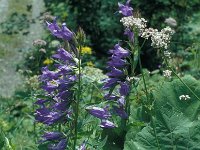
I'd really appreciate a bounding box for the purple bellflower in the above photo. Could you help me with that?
[40,132,67,150]
[46,19,73,41]
[124,28,134,42]
[100,120,116,128]
[48,139,67,150]
[118,0,133,17]
[86,106,111,119]
[41,132,65,142]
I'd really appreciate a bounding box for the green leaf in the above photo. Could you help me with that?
[154,75,200,121]
[125,104,200,150]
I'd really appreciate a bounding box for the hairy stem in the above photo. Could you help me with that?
[73,45,82,149]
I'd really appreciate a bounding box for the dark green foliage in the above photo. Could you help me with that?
[154,75,200,120]
[124,76,200,150]
[125,105,200,150]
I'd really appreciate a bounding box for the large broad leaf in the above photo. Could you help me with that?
[154,75,200,121]
[124,104,200,150]
[124,76,200,150]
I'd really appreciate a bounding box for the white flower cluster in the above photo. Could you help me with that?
[150,27,175,49]
[163,70,172,78]
[179,95,191,100]
[120,16,147,31]
[120,16,175,49]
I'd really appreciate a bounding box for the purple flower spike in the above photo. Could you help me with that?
[118,0,133,16]
[48,139,67,150]
[86,106,111,119]
[124,28,134,42]
[46,19,73,41]
[119,82,130,96]
[100,120,116,128]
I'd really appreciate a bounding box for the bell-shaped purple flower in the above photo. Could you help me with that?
[56,65,73,75]
[117,96,125,107]
[52,101,69,112]
[124,28,134,42]
[35,99,49,108]
[102,78,119,90]
[35,108,64,125]
[113,106,128,119]
[119,82,130,96]
[118,0,133,17]
[46,19,73,41]
[110,44,130,58]
[53,48,73,63]
[107,67,124,77]
[40,67,58,82]
[48,139,67,150]
[41,132,64,142]
[42,80,59,93]
[86,106,111,119]
[107,57,127,68]
[104,94,119,101]
[100,120,116,128]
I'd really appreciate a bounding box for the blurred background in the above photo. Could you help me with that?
[0,0,199,149]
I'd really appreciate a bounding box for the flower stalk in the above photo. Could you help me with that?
[73,45,82,150]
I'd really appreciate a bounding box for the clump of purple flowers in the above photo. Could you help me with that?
[86,0,134,128]
[87,44,131,127]
[35,19,78,149]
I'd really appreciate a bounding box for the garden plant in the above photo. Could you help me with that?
[33,0,200,149]
[0,0,200,150]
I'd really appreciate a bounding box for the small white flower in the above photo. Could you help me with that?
[164,50,171,58]
[163,70,172,78]
[179,95,191,100]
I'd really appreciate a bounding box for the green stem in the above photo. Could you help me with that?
[138,41,160,150]
[73,45,82,150]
